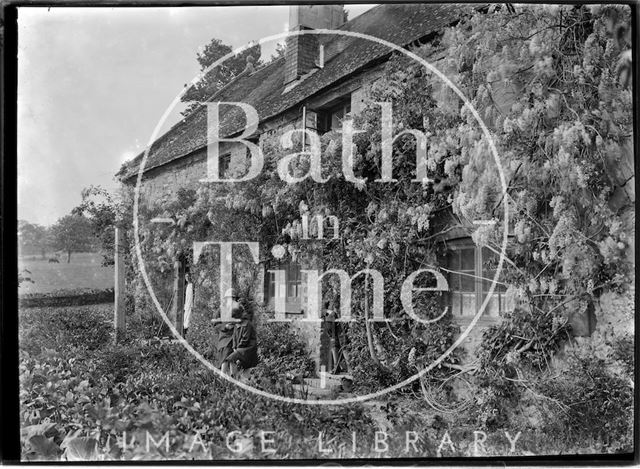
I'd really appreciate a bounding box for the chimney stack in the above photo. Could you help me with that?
[284,5,345,85]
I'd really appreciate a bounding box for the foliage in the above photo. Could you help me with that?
[20,305,377,461]
[253,315,316,378]
[19,304,113,356]
[471,305,572,431]
[403,0,634,427]
[268,41,286,62]
[180,39,262,117]
[437,3,633,300]
[534,334,634,453]
[20,301,632,460]
[106,5,634,457]
[478,306,572,377]
[19,220,52,259]
[74,185,134,267]
[49,214,96,263]
[347,303,462,393]
[130,5,632,406]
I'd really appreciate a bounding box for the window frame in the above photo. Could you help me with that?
[317,98,351,134]
[445,240,506,319]
[265,262,305,314]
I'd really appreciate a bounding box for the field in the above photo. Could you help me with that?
[18,252,114,294]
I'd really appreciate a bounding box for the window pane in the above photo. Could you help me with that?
[461,293,475,316]
[460,271,475,292]
[446,244,481,317]
[286,263,301,299]
[447,250,457,270]
[448,271,459,291]
[289,263,300,282]
[450,293,462,316]
[461,248,475,270]
[330,113,341,131]
[268,272,275,299]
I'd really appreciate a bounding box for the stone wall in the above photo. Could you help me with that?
[135,141,250,204]
[136,149,207,203]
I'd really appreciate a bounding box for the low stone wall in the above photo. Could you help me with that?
[19,288,114,308]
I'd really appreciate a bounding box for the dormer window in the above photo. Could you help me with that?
[318,99,351,134]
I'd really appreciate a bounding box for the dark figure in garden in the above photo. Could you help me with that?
[323,298,351,374]
[213,288,237,374]
[223,292,259,379]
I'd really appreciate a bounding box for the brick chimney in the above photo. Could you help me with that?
[284,5,345,85]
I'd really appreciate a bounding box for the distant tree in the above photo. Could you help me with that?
[50,214,95,263]
[18,220,51,259]
[181,38,262,117]
[74,185,133,266]
[268,41,287,62]
[74,186,117,265]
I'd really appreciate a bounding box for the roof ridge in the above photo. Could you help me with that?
[208,55,284,102]
[337,3,386,31]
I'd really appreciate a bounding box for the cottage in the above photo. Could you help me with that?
[116,3,634,374]
[116,3,519,369]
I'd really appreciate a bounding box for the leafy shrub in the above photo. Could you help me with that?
[536,346,633,453]
[478,306,572,376]
[20,305,112,354]
[347,301,461,393]
[19,306,376,460]
[471,306,572,431]
[610,333,633,375]
[253,315,315,379]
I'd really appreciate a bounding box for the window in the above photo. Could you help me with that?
[266,262,305,313]
[219,153,231,178]
[446,243,506,318]
[318,99,351,134]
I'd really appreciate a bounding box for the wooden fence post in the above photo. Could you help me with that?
[114,225,126,342]
[172,255,185,337]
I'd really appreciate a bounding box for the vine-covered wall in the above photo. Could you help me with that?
[119,6,633,394]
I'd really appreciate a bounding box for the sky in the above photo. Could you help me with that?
[17,4,376,226]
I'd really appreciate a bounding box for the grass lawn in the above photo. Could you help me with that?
[18,252,114,294]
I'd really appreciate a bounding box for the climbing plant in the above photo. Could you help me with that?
[127,5,632,403]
